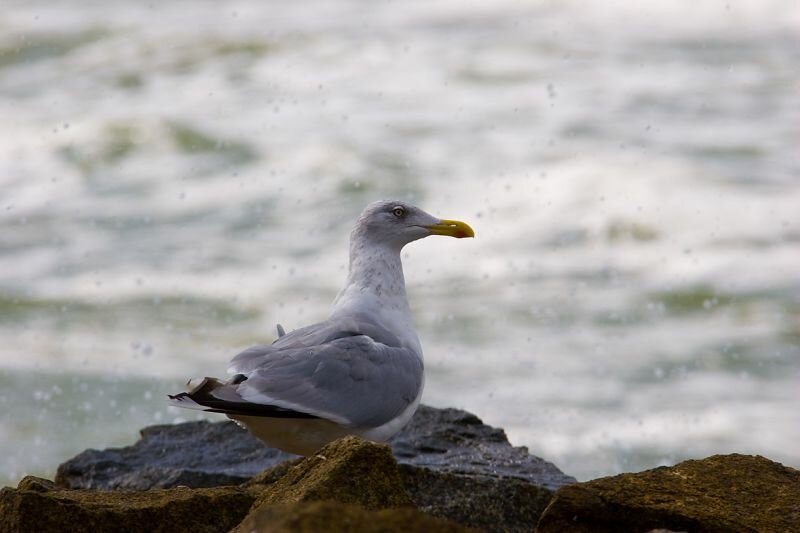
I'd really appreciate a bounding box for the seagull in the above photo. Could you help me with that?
[168,200,474,455]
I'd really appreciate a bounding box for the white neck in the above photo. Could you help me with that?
[331,238,421,355]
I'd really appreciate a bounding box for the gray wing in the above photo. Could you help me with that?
[228,313,403,374]
[226,315,422,428]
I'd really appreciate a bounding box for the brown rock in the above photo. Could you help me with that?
[250,436,413,511]
[243,457,303,487]
[16,476,57,493]
[0,484,255,533]
[535,454,800,533]
[238,500,475,532]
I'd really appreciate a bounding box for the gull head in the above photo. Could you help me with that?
[353,200,474,250]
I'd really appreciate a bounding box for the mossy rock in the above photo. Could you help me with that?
[250,436,413,511]
[0,481,255,533]
[15,476,57,493]
[535,454,800,532]
[243,457,303,487]
[237,500,474,532]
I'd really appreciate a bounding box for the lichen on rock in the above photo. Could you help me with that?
[0,483,256,533]
[236,500,475,533]
[535,454,800,533]
[249,435,413,510]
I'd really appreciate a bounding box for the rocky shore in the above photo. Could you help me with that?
[2,405,798,532]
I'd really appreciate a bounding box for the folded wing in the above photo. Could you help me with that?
[170,316,423,429]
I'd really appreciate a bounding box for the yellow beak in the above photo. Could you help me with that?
[424,219,475,239]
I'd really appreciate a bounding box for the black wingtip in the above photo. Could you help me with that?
[168,392,186,400]
[168,385,318,419]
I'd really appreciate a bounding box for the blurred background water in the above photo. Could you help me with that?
[1,0,798,485]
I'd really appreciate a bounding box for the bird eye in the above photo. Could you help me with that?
[392,206,406,218]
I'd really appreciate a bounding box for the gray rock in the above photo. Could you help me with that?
[399,464,554,533]
[55,420,296,489]
[56,405,575,492]
[394,405,574,491]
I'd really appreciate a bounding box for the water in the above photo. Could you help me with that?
[1,0,798,485]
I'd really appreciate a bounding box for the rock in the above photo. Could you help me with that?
[0,482,256,533]
[3,437,413,533]
[56,405,575,491]
[535,454,800,533]
[236,501,475,533]
[234,437,473,532]
[55,420,296,489]
[240,437,551,531]
[51,406,575,531]
[394,405,575,491]
[243,458,302,487]
[399,464,553,533]
[249,436,413,510]
[15,476,56,493]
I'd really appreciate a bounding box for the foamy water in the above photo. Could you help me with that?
[1,0,798,484]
